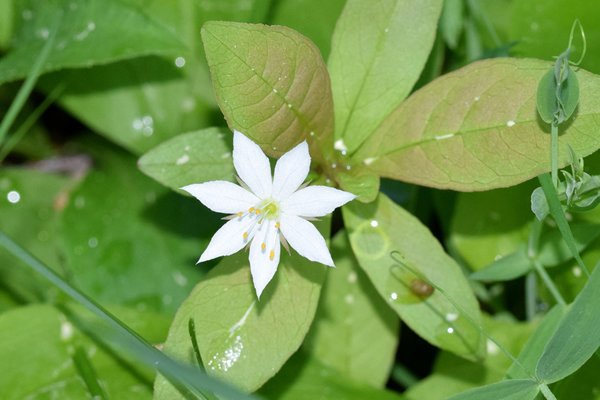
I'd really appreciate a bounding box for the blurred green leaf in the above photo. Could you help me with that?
[0,168,72,302]
[538,222,600,267]
[138,128,234,191]
[336,168,380,203]
[0,304,170,399]
[155,219,329,395]
[470,249,532,282]
[0,0,185,85]
[343,194,484,359]
[0,0,13,50]
[259,352,404,400]
[201,21,334,160]
[447,379,539,400]
[59,139,215,314]
[531,186,550,220]
[328,0,442,153]
[536,262,600,383]
[270,0,346,59]
[449,183,533,271]
[304,231,399,387]
[355,58,600,191]
[440,0,464,49]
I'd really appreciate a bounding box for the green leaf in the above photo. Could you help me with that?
[155,219,330,395]
[470,249,532,282]
[0,304,170,399]
[328,0,443,153]
[447,379,539,400]
[449,183,533,271]
[271,0,346,59]
[537,67,579,124]
[531,186,550,220]
[0,0,185,85]
[0,0,14,50]
[201,21,334,159]
[259,352,404,400]
[343,193,484,359]
[507,305,567,380]
[551,355,600,400]
[538,222,600,267]
[336,168,381,203]
[439,0,464,49]
[355,58,600,191]
[138,128,234,191]
[304,231,399,388]
[536,261,600,383]
[0,168,72,302]
[59,139,213,314]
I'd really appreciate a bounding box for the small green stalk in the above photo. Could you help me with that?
[540,383,558,400]
[533,260,566,307]
[550,123,559,188]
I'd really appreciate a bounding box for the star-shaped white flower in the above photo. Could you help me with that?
[182,131,356,298]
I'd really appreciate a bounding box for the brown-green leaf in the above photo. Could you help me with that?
[355,58,600,191]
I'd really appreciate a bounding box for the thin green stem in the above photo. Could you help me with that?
[0,230,253,400]
[550,123,559,188]
[391,363,419,388]
[540,383,558,400]
[0,17,59,145]
[525,272,537,321]
[72,346,108,400]
[533,260,566,307]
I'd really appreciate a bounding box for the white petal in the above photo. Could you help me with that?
[233,131,272,199]
[279,213,333,266]
[249,220,281,298]
[181,181,259,214]
[198,215,257,263]
[281,186,356,217]
[272,141,310,201]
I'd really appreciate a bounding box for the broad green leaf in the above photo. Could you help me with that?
[304,231,399,387]
[0,304,170,399]
[59,139,213,314]
[155,219,330,395]
[449,183,533,271]
[509,0,600,75]
[439,0,464,49]
[0,0,185,85]
[552,355,600,400]
[536,262,600,383]
[0,168,72,302]
[343,193,484,359]
[355,58,600,191]
[470,249,532,282]
[329,0,442,153]
[507,305,567,380]
[259,352,404,400]
[271,0,346,59]
[201,21,334,159]
[447,379,539,400]
[41,56,215,155]
[138,128,234,191]
[537,67,579,124]
[336,168,380,203]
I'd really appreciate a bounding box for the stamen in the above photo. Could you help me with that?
[275,222,280,229]
[236,212,243,217]
[249,207,255,212]
[261,242,266,251]
[269,250,275,261]
[243,231,248,240]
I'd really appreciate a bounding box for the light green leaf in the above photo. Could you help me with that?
[538,222,600,267]
[355,58,600,191]
[0,0,13,50]
[0,304,170,399]
[59,139,213,314]
[507,305,567,380]
[537,67,579,124]
[531,186,549,220]
[0,0,185,85]
[271,0,346,59]
[343,193,484,359]
[329,0,442,153]
[439,0,464,49]
[259,352,404,400]
[201,21,334,159]
[449,183,533,271]
[138,128,234,191]
[470,249,532,282]
[336,168,381,203]
[0,168,72,302]
[447,379,539,400]
[536,261,600,383]
[304,231,399,388]
[155,219,330,395]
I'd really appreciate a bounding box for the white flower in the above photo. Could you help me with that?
[182,131,356,298]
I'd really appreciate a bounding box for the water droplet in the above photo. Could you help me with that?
[22,9,33,20]
[384,27,389,33]
[370,220,379,227]
[446,312,458,322]
[60,321,74,341]
[309,131,315,137]
[173,271,188,286]
[345,165,351,170]
[331,163,337,169]
[363,157,377,166]
[345,294,355,304]
[474,96,480,102]
[88,237,98,248]
[207,335,244,372]
[87,22,96,31]
[350,220,388,259]
[287,103,292,108]
[174,56,186,68]
[7,190,20,204]
[572,266,582,277]
[487,339,499,355]
[390,292,398,301]
[347,272,357,283]
[434,313,481,356]
[334,139,347,152]
[506,120,516,127]
[273,88,278,93]
[176,154,190,165]
[38,28,50,40]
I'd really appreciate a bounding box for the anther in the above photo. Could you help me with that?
[275,222,280,229]
[261,243,266,251]
[269,250,275,260]
[243,231,248,240]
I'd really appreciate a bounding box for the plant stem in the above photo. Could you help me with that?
[551,123,559,187]
[540,383,558,400]
[533,260,566,307]
[391,363,419,388]
[525,272,537,321]
[72,346,108,399]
